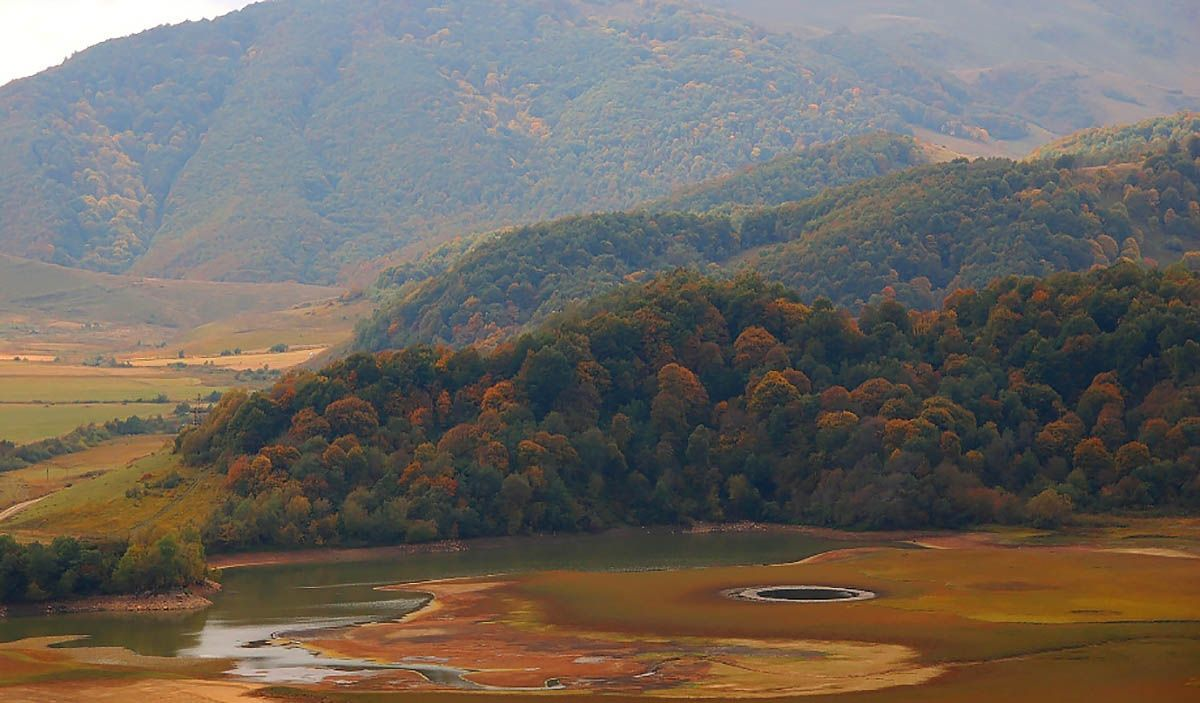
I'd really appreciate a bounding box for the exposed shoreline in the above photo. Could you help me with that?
[207,522,950,571]
[0,579,220,619]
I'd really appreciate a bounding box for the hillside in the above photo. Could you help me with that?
[356,135,1200,350]
[182,264,1200,549]
[365,132,936,311]
[1030,111,1200,166]
[0,254,339,356]
[0,0,1024,284]
[745,140,1200,307]
[700,1,1200,140]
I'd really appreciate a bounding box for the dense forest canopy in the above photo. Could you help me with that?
[182,264,1200,551]
[1031,112,1200,166]
[357,134,1200,350]
[0,0,1026,284]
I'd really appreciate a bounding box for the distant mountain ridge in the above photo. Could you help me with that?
[355,123,1200,351]
[699,1,1200,136]
[0,0,1031,284]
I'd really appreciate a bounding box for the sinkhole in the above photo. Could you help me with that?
[725,585,876,603]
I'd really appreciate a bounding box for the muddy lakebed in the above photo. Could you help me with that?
[0,528,876,687]
[3,525,1199,700]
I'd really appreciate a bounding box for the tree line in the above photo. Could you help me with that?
[182,263,1200,551]
[0,531,205,605]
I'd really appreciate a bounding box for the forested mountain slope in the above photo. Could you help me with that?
[365,131,934,319]
[1031,112,1200,166]
[0,0,1019,284]
[357,136,1200,350]
[182,264,1200,549]
[646,132,937,213]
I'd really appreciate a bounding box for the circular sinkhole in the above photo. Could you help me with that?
[724,585,876,603]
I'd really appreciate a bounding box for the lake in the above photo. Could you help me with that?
[0,529,865,684]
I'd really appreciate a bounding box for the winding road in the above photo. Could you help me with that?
[0,495,47,523]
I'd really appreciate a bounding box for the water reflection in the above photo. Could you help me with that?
[0,529,861,683]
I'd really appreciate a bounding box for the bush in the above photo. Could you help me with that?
[1027,488,1073,528]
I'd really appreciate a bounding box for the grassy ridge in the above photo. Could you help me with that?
[1,450,221,543]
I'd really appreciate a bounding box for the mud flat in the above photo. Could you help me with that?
[278,534,1200,700]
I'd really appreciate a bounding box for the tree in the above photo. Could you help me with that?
[1073,438,1116,489]
[651,364,709,436]
[520,347,573,414]
[324,397,380,438]
[734,327,782,370]
[748,371,801,416]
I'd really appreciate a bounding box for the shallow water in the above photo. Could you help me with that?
[0,529,862,684]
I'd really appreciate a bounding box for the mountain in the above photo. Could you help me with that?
[183,264,1200,548]
[699,1,1200,139]
[356,130,1200,350]
[0,0,1026,284]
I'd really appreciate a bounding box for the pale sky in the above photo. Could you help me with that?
[0,0,256,86]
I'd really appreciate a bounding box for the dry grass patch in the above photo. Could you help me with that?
[125,347,325,371]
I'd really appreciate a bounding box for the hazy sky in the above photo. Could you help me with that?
[0,0,256,86]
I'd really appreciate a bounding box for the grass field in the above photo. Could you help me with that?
[0,359,231,444]
[0,450,223,543]
[0,360,224,404]
[124,346,326,371]
[0,403,177,445]
[0,435,169,512]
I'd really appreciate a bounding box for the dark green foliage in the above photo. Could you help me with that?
[358,143,1200,349]
[0,531,205,604]
[0,0,1003,283]
[750,145,1200,308]
[182,264,1200,549]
